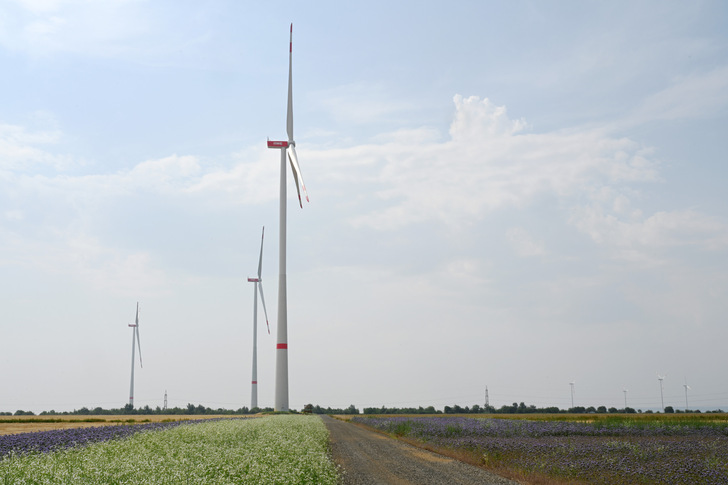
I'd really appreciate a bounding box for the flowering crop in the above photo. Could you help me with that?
[0,420,203,459]
[352,416,728,485]
[0,415,338,484]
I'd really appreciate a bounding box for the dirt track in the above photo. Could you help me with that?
[322,415,519,485]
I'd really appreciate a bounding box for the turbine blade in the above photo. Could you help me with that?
[287,145,308,208]
[135,302,139,325]
[286,23,293,142]
[257,226,265,279]
[136,322,143,368]
[258,281,270,334]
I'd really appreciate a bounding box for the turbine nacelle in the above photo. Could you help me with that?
[130,303,142,368]
[248,227,270,334]
[267,140,288,148]
[267,139,308,208]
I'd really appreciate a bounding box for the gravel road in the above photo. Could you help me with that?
[322,416,520,485]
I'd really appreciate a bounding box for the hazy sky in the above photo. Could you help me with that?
[2,0,727,414]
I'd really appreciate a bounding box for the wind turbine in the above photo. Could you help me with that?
[683,378,691,411]
[247,226,270,410]
[128,302,143,408]
[569,381,575,409]
[657,373,666,412]
[267,23,308,412]
[623,388,628,409]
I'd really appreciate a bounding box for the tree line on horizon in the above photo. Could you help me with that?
[3,401,723,416]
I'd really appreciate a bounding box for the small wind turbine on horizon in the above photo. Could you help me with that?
[267,23,309,412]
[128,302,143,408]
[247,226,270,410]
[569,381,575,409]
[657,373,666,412]
[683,378,691,411]
[623,388,628,409]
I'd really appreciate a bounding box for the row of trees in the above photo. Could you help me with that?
[1,404,275,416]
[4,402,722,416]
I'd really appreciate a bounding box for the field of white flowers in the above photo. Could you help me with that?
[0,415,339,484]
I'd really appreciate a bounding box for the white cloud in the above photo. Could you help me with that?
[629,66,728,124]
[310,82,415,126]
[0,0,154,58]
[449,95,526,140]
[345,95,659,230]
[128,154,202,192]
[0,224,168,297]
[506,227,546,257]
[0,122,73,171]
[570,205,728,260]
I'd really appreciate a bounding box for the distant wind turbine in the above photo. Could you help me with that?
[623,388,628,409]
[247,226,270,410]
[657,373,666,412]
[683,378,691,411]
[267,23,309,412]
[569,381,575,409]
[128,302,143,408]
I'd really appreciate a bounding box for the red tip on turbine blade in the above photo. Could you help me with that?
[266,320,270,334]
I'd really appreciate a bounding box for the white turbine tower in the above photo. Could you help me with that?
[569,381,575,409]
[267,23,308,412]
[247,226,270,410]
[683,378,691,411]
[128,302,143,408]
[623,388,628,409]
[657,373,666,412]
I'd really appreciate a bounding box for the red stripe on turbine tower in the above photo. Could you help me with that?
[277,343,288,349]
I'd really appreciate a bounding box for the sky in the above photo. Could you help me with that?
[1,0,727,414]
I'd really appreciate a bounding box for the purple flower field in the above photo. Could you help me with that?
[352,416,728,485]
[0,419,208,459]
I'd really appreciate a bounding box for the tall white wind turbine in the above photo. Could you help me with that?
[267,23,308,412]
[247,226,270,410]
[657,373,666,412]
[683,378,691,411]
[128,302,143,408]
